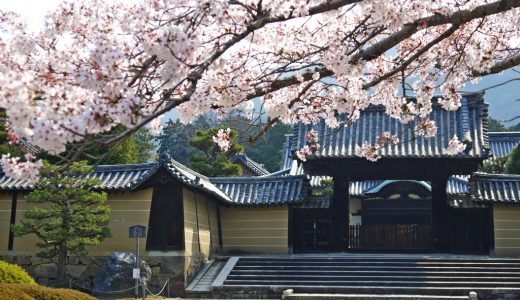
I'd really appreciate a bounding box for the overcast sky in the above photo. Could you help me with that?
[1,0,519,126]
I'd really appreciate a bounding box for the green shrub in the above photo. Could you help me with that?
[505,144,520,175]
[0,261,36,285]
[0,284,95,300]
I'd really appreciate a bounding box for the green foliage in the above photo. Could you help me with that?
[488,117,508,132]
[315,178,334,195]
[0,283,95,300]
[156,115,218,166]
[0,261,36,285]
[188,127,244,176]
[0,108,23,157]
[488,117,520,132]
[510,122,520,131]
[480,155,510,174]
[505,144,520,174]
[134,127,156,163]
[90,125,138,164]
[12,161,111,281]
[242,122,292,172]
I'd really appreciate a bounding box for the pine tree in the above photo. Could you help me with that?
[189,127,244,176]
[135,127,156,163]
[505,144,520,175]
[156,115,217,166]
[12,162,111,282]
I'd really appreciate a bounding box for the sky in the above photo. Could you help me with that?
[1,0,519,126]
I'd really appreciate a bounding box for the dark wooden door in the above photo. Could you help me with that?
[146,185,183,251]
[294,209,333,252]
[451,208,491,254]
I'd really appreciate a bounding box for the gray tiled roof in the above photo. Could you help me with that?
[88,163,153,191]
[209,175,309,206]
[0,158,232,204]
[472,173,520,203]
[292,93,489,160]
[489,132,520,158]
[230,153,270,176]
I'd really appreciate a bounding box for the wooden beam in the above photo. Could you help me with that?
[431,178,451,252]
[8,192,18,251]
[304,158,483,179]
[332,176,349,251]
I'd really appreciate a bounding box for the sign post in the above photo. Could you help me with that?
[129,225,146,299]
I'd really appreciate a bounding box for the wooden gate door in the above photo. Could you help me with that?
[349,224,433,251]
[293,209,333,252]
[451,208,491,254]
[146,184,184,251]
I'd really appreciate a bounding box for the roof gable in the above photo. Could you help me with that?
[291,93,489,160]
[489,132,520,158]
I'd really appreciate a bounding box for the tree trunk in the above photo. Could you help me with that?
[57,247,68,285]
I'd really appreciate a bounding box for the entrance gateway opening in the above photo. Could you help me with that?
[292,179,491,254]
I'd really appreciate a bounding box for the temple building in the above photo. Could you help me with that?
[1,92,520,293]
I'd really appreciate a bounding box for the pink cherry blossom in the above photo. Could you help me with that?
[0,0,516,178]
[213,128,232,152]
[443,135,467,156]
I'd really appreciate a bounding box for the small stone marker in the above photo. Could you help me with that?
[469,291,477,300]
[132,268,140,279]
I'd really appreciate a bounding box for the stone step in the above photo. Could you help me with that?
[236,261,520,266]
[229,270,520,277]
[223,279,520,288]
[217,284,520,296]
[226,274,520,282]
[282,292,471,300]
[237,257,520,263]
[232,265,520,272]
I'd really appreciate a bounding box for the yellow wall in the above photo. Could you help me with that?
[220,206,289,254]
[183,188,220,283]
[494,204,520,256]
[10,188,153,256]
[0,193,12,253]
[90,188,153,255]
[183,188,219,258]
[12,193,40,254]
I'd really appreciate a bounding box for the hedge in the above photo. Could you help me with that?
[0,261,36,285]
[0,284,95,300]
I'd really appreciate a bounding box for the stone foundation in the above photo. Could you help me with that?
[0,254,192,297]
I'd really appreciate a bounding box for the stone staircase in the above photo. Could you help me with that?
[209,255,520,299]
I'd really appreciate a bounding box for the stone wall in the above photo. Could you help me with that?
[0,254,187,297]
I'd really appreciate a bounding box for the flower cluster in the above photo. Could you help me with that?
[296,145,312,162]
[212,128,232,152]
[0,0,517,180]
[443,135,466,156]
[377,132,400,147]
[414,117,438,138]
[355,142,381,162]
[0,153,42,183]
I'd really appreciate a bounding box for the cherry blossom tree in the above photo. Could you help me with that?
[0,0,519,180]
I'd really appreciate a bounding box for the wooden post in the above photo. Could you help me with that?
[431,177,450,252]
[332,176,349,251]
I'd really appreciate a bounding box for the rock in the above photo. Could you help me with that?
[145,256,161,267]
[35,263,58,278]
[15,256,30,265]
[79,256,91,265]
[93,252,151,295]
[66,265,87,278]
[67,256,80,265]
[83,264,99,279]
[30,256,45,265]
[160,256,182,274]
